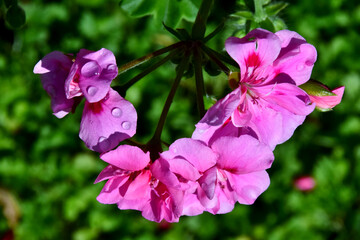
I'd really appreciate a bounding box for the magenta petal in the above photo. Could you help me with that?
[151,158,180,189]
[258,80,315,116]
[94,165,118,183]
[182,192,205,216]
[79,88,137,152]
[273,30,317,85]
[96,175,128,204]
[225,29,281,80]
[198,166,217,200]
[228,171,270,205]
[100,145,150,171]
[121,170,151,199]
[167,138,217,172]
[79,48,118,103]
[33,51,75,118]
[211,136,274,173]
[167,157,201,181]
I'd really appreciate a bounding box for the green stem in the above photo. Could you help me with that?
[146,50,190,160]
[117,41,184,74]
[201,45,230,75]
[203,20,225,43]
[119,49,181,93]
[191,0,214,40]
[193,45,206,118]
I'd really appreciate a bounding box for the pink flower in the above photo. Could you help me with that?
[309,86,345,111]
[34,49,137,152]
[163,135,273,215]
[95,145,185,223]
[294,176,316,191]
[193,29,317,150]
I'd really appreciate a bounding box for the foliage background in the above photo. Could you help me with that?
[0,0,359,239]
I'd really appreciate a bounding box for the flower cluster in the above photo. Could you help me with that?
[34,49,137,152]
[34,28,344,223]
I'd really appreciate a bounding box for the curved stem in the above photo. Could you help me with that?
[117,41,184,74]
[146,50,191,160]
[193,45,206,118]
[201,45,231,75]
[119,49,180,93]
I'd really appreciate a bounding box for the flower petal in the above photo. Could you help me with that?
[227,170,270,205]
[273,30,317,85]
[167,138,217,173]
[211,136,274,174]
[33,51,76,118]
[79,88,137,152]
[310,86,345,110]
[100,145,150,171]
[225,28,281,80]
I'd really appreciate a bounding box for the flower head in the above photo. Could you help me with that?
[194,28,317,149]
[95,145,185,222]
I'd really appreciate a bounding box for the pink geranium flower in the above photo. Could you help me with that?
[34,49,137,152]
[193,28,317,150]
[95,145,185,223]
[163,135,273,215]
[309,86,345,111]
[294,176,316,192]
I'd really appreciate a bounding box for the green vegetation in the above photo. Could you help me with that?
[1,0,359,239]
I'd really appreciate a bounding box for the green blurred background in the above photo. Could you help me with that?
[1,0,359,239]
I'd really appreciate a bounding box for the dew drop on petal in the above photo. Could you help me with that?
[87,86,98,96]
[47,85,56,97]
[121,121,131,130]
[106,64,116,72]
[296,64,305,71]
[81,60,101,77]
[111,107,122,118]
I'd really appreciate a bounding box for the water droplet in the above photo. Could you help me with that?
[87,86,98,96]
[296,64,305,71]
[107,64,116,72]
[47,85,56,97]
[81,60,101,77]
[121,121,131,130]
[111,107,122,118]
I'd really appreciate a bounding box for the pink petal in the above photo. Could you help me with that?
[181,192,205,216]
[225,28,281,81]
[310,86,345,110]
[96,175,129,204]
[211,136,274,174]
[227,170,270,205]
[100,145,150,171]
[79,48,118,103]
[167,138,217,172]
[167,157,201,181]
[79,88,137,152]
[257,78,315,116]
[198,166,217,200]
[151,158,180,189]
[120,170,151,199]
[94,165,119,183]
[273,30,317,85]
[33,51,76,118]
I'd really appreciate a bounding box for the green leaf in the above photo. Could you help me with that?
[120,0,200,28]
[233,11,254,20]
[265,2,288,16]
[5,5,26,29]
[259,17,275,32]
[192,0,213,39]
